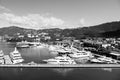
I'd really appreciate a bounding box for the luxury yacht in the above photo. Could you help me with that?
[97,56,118,64]
[90,56,118,64]
[68,50,94,63]
[0,50,4,64]
[9,47,24,64]
[43,55,76,64]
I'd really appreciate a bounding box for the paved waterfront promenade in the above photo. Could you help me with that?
[1,64,120,68]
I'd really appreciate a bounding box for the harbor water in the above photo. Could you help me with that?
[0,68,120,80]
[0,42,120,80]
[0,42,57,63]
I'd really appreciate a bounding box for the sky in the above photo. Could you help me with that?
[0,0,120,29]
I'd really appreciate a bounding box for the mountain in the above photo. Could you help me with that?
[0,21,120,39]
[102,30,120,38]
[0,26,36,36]
[67,21,120,38]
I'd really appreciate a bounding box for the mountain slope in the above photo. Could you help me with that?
[0,21,120,38]
[0,26,36,36]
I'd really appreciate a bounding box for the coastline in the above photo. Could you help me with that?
[1,64,120,68]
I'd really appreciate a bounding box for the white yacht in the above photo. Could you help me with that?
[97,56,118,64]
[43,55,76,64]
[90,56,118,64]
[0,50,4,64]
[9,47,24,64]
[90,58,105,63]
[0,50,4,58]
[16,41,30,48]
[68,50,94,63]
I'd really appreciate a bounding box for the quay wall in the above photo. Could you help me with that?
[1,64,120,68]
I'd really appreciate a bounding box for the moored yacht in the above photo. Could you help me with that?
[0,50,4,64]
[68,50,94,63]
[16,41,30,48]
[9,47,24,64]
[0,50,4,58]
[90,56,118,64]
[43,55,76,64]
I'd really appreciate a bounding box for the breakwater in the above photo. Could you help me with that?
[1,64,120,68]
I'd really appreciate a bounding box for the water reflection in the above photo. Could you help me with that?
[50,68,114,76]
[101,68,112,72]
[50,68,74,76]
[0,68,120,80]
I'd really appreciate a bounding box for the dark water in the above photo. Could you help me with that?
[0,42,120,80]
[0,42,56,63]
[0,68,120,80]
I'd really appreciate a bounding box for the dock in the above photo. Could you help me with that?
[3,55,13,64]
[1,64,120,68]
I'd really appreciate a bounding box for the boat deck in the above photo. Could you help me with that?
[1,64,120,68]
[3,55,13,64]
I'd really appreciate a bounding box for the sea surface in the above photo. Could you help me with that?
[0,42,120,80]
[0,42,57,63]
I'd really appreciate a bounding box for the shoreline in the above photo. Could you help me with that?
[1,64,120,68]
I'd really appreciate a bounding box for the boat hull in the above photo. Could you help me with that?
[12,59,24,64]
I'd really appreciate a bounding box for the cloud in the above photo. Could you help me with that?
[80,18,85,26]
[0,5,11,12]
[0,13,65,29]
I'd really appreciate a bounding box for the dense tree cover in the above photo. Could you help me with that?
[0,21,120,41]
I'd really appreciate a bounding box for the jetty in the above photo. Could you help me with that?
[1,64,120,68]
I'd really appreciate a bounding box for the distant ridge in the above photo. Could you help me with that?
[0,26,36,36]
[0,21,120,38]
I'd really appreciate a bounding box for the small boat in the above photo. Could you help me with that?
[9,47,24,64]
[16,41,30,48]
[27,61,37,65]
[17,44,30,48]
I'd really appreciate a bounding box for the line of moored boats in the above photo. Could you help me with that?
[0,47,24,64]
[0,43,120,65]
[16,41,46,48]
[44,45,120,64]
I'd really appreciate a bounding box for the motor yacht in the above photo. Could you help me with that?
[68,50,93,63]
[43,55,76,64]
[9,47,24,64]
[97,56,118,64]
[0,50,4,64]
[0,50,4,58]
[90,56,118,64]
[90,58,105,63]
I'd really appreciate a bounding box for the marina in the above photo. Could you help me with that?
[1,41,120,65]
[0,1,120,80]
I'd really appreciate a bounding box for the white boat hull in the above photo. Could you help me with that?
[74,57,90,64]
[0,59,4,64]
[12,59,24,64]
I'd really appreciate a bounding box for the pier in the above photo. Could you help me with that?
[1,64,120,68]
